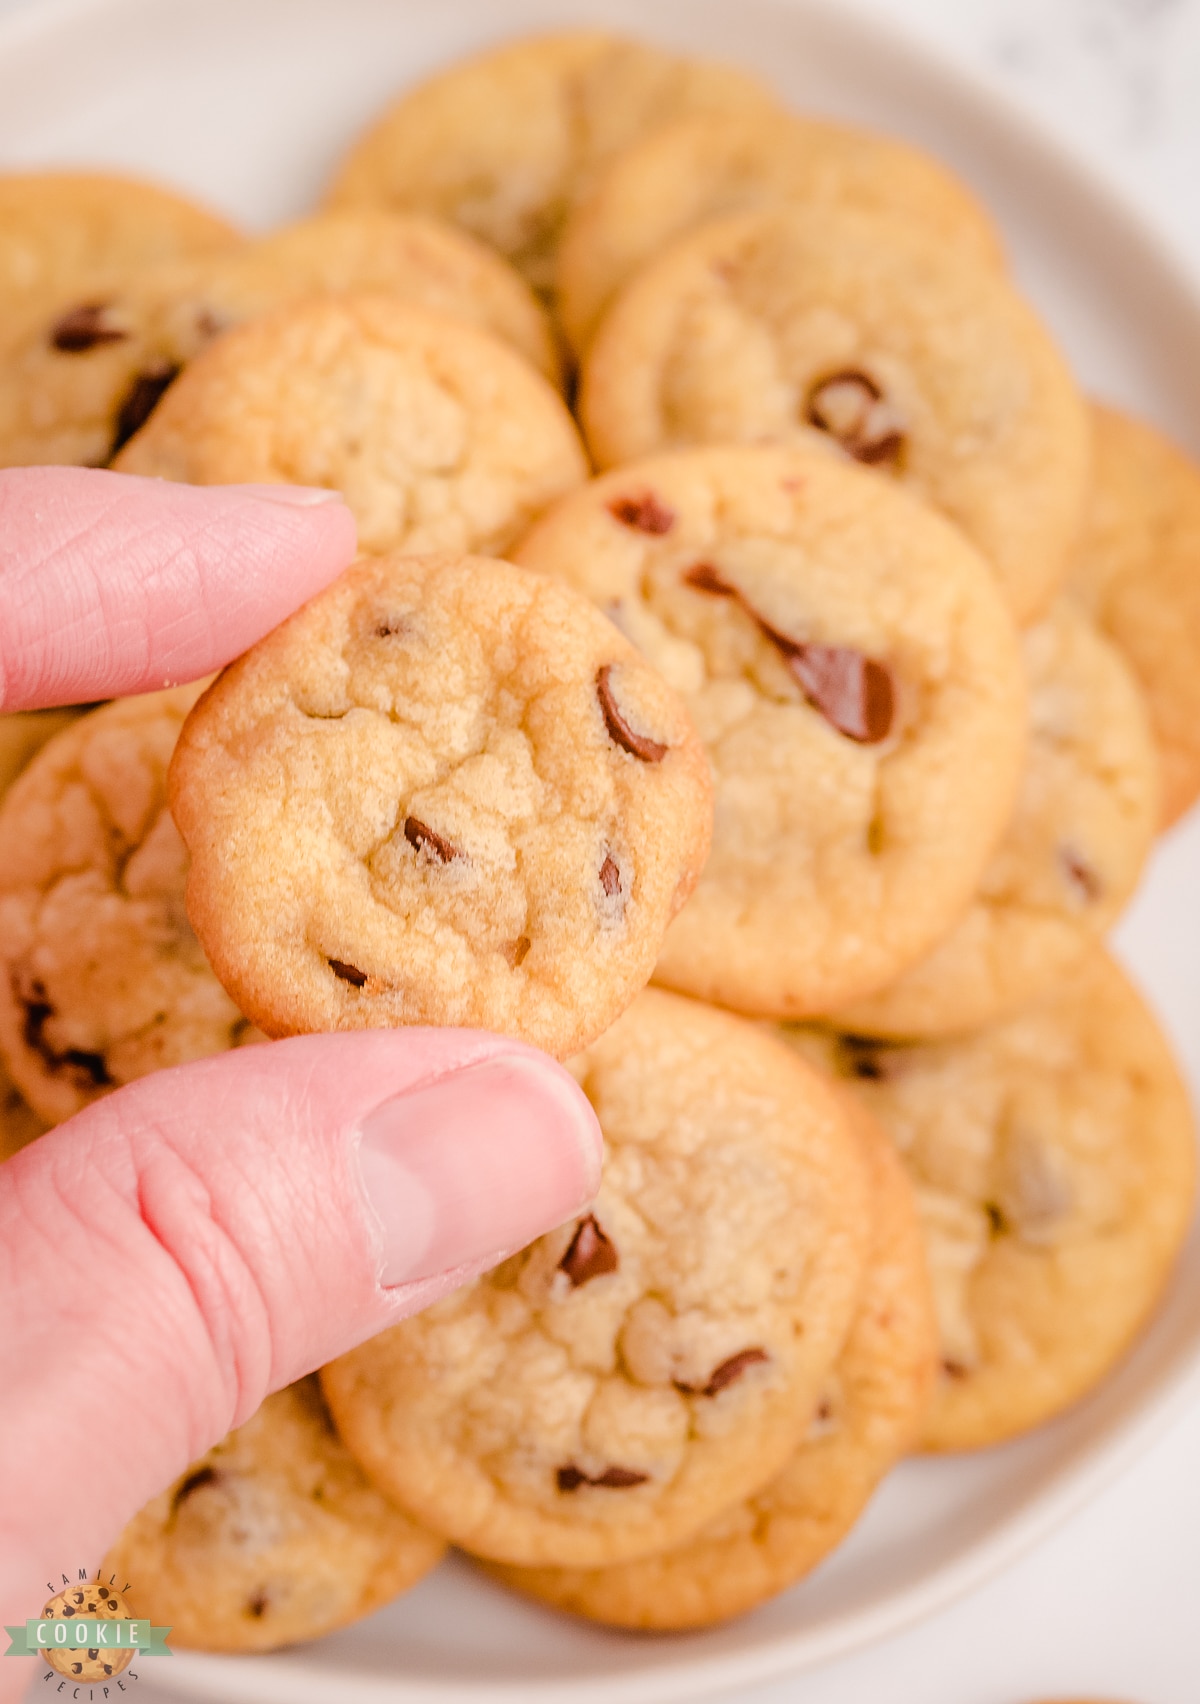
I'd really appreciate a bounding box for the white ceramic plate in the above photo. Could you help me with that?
[3,0,1199,1699]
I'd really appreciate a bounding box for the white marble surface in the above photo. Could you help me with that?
[4,0,1200,1700]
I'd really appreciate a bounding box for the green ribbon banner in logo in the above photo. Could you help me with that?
[4,1620,172,1655]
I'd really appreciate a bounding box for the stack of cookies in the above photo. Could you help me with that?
[1,26,1198,1649]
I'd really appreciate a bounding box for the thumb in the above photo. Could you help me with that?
[0,1030,601,1633]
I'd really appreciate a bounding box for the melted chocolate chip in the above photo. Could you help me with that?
[558,1214,618,1287]
[503,935,532,968]
[172,1465,218,1510]
[607,492,676,535]
[836,1035,894,1081]
[18,978,111,1089]
[599,853,622,898]
[677,1347,770,1398]
[941,1359,970,1381]
[596,664,668,763]
[50,302,129,352]
[805,370,905,467]
[246,1591,269,1619]
[684,566,894,742]
[556,1464,649,1492]
[109,362,181,457]
[328,958,368,988]
[1060,847,1101,903]
[404,816,461,864]
[984,1201,1007,1235]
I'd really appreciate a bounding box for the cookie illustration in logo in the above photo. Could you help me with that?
[39,1580,134,1680]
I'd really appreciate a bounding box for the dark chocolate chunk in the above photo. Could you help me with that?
[109,362,181,456]
[941,1359,970,1381]
[18,977,111,1089]
[1060,847,1102,903]
[404,816,461,864]
[50,302,129,353]
[504,935,531,969]
[555,1465,587,1493]
[805,369,905,468]
[246,1591,268,1618]
[172,1465,218,1510]
[607,492,676,534]
[596,664,668,763]
[836,1035,895,1081]
[677,1347,770,1397]
[984,1201,1007,1235]
[558,1214,618,1287]
[556,1463,649,1492]
[599,853,622,898]
[683,562,738,597]
[328,958,368,988]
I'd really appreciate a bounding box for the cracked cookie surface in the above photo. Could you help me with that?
[785,949,1196,1449]
[580,204,1090,623]
[513,445,1027,1017]
[168,553,712,1057]
[0,209,561,470]
[831,600,1159,1039]
[113,295,586,556]
[0,690,263,1125]
[557,107,1003,353]
[1067,404,1200,827]
[322,990,871,1568]
[103,1378,445,1651]
[323,30,775,295]
[489,1096,935,1626]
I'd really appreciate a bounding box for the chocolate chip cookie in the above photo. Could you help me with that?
[102,1378,445,1651]
[513,445,1027,1017]
[113,295,587,555]
[1067,404,1200,826]
[831,600,1159,1039]
[787,949,1196,1449]
[0,209,561,470]
[167,553,712,1058]
[322,990,872,1568]
[0,707,87,798]
[557,107,1004,353]
[580,205,1090,622]
[489,1097,935,1626]
[324,30,775,295]
[0,690,263,1125]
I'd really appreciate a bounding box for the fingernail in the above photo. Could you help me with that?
[231,482,346,508]
[355,1054,603,1288]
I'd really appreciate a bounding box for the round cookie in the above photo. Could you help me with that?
[167,553,713,1057]
[580,204,1090,623]
[113,296,587,556]
[102,1378,445,1651]
[512,445,1027,1018]
[0,690,264,1126]
[785,949,1197,1449]
[557,107,1004,354]
[0,707,87,799]
[321,990,873,1569]
[39,1579,134,1681]
[0,209,561,470]
[0,1056,47,1161]
[0,171,240,308]
[830,600,1159,1039]
[489,1100,935,1627]
[1067,403,1200,826]
[324,30,776,295]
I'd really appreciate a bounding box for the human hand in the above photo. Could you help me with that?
[0,470,603,1680]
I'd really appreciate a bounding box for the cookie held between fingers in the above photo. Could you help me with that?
[513,445,1027,1018]
[1068,403,1200,826]
[102,1379,446,1651]
[786,949,1197,1450]
[113,295,587,556]
[324,29,776,294]
[0,690,264,1126]
[831,600,1160,1039]
[580,204,1090,622]
[322,990,872,1569]
[167,553,713,1057]
[557,106,1004,353]
[0,209,562,470]
[490,1099,935,1627]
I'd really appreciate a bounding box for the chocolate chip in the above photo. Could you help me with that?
[805,369,905,467]
[87,1650,99,1661]
[18,977,111,1089]
[607,492,675,534]
[109,362,181,457]
[596,664,668,763]
[556,1464,648,1492]
[685,568,895,743]
[503,935,531,968]
[49,302,129,352]
[172,1465,218,1510]
[941,1359,970,1381]
[599,853,622,898]
[404,816,461,864]
[835,1035,896,1081]
[328,958,368,988]
[677,1347,770,1397]
[558,1214,618,1287]
[246,1591,268,1618]
[984,1201,1006,1235]
[1060,847,1101,903]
